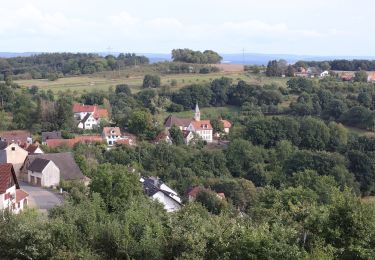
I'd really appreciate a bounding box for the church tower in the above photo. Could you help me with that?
[194,103,200,121]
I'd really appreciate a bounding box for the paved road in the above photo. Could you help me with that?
[19,181,63,213]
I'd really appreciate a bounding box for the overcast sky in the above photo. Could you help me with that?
[0,0,373,55]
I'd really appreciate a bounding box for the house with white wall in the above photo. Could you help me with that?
[27,158,60,188]
[0,163,28,214]
[164,104,214,144]
[141,176,182,212]
[0,141,29,179]
[73,103,109,130]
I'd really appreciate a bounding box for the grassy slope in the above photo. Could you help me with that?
[15,68,288,95]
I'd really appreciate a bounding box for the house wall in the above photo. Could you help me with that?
[13,197,27,214]
[4,144,28,178]
[28,161,60,187]
[33,147,44,154]
[0,185,16,210]
[152,192,181,212]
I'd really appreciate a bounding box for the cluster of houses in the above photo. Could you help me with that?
[0,130,88,213]
[0,102,232,214]
[161,104,231,144]
[294,67,330,78]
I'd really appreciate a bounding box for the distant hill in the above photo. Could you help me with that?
[1,52,375,65]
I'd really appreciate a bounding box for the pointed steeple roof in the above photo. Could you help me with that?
[195,103,200,113]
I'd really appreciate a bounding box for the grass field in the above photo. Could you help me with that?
[345,126,375,137]
[15,69,288,95]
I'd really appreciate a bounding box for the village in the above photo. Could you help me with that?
[0,102,232,214]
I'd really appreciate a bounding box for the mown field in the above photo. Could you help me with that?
[15,66,288,95]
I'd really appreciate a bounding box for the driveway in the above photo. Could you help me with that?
[19,181,63,213]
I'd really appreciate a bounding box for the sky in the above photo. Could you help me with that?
[0,0,374,56]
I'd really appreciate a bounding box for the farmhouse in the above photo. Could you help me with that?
[73,103,109,130]
[0,163,28,214]
[23,152,88,185]
[27,158,60,188]
[25,144,44,154]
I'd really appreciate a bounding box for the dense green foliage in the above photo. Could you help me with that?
[171,48,222,64]
[0,53,149,80]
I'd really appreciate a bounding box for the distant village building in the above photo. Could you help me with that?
[0,163,29,214]
[23,152,89,185]
[26,144,44,154]
[27,158,60,188]
[101,127,133,146]
[320,70,329,77]
[0,130,32,147]
[0,141,29,178]
[187,186,225,202]
[42,131,62,145]
[73,103,109,130]
[164,104,214,144]
[367,72,375,83]
[141,176,182,212]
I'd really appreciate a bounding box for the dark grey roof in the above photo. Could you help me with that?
[28,158,51,172]
[164,115,191,128]
[0,141,8,150]
[80,113,91,123]
[42,131,62,143]
[142,177,182,205]
[27,152,84,181]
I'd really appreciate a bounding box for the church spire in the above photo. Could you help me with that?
[194,103,200,121]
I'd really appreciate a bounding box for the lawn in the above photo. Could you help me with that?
[15,69,288,95]
[345,126,375,137]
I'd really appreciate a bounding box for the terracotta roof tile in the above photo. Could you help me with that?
[0,163,18,194]
[16,189,29,203]
[191,120,212,130]
[221,119,232,128]
[72,103,96,113]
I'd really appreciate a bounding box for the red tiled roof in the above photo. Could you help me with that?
[164,115,191,128]
[221,120,232,128]
[154,132,169,142]
[94,108,109,119]
[217,193,226,200]
[46,135,103,148]
[0,130,31,145]
[103,127,121,136]
[187,186,202,198]
[191,120,212,130]
[16,189,28,203]
[116,139,133,145]
[0,163,18,194]
[72,103,96,113]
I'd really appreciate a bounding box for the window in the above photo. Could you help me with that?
[11,147,15,151]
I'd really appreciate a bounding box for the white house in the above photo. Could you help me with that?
[26,144,44,154]
[73,103,109,130]
[164,104,213,144]
[0,163,29,214]
[102,127,123,146]
[320,70,329,77]
[77,113,98,130]
[27,158,60,188]
[0,141,29,179]
[141,177,182,212]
